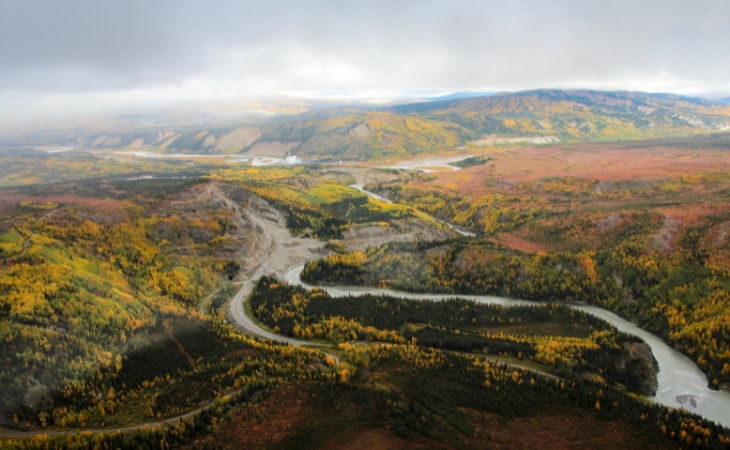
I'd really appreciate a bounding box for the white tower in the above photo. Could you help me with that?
[285,149,298,165]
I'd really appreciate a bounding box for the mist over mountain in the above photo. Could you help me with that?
[5,2,730,448]
[4,89,729,161]
[424,92,497,101]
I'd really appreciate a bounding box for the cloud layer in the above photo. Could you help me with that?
[2,0,730,127]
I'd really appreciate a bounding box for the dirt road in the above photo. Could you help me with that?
[4,210,55,262]
[1,401,214,438]
[0,182,514,439]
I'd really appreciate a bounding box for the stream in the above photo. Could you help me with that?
[344,183,730,426]
[291,176,730,426]
[284,264,730,427]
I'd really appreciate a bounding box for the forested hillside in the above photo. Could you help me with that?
[5,90,730,161]
[0,155,429,427]
[0,177,231,418]
[393,89,730,142]
[251,276,659,395]
[5,342,729,449]
[306,135,730,389]
[1,149,730,448]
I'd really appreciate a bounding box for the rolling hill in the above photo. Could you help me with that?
[4,89,730,160]
[392,89,730,142]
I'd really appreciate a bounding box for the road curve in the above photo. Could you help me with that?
[0,400,216,438]
[350,184,476,237]
[227,280,308,346]
[4,211,56,262]
[0,184,461,439]
[198,287,222,315]
[0,277,337,439]
[0,192,538,439]
[226,279,341,365]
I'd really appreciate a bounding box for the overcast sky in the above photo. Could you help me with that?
[2,0,730,129]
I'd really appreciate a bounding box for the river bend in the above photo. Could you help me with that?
[284,264,730,427]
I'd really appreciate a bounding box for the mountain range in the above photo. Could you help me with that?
[4,89,730,160]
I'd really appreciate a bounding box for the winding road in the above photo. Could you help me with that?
[0,400,219,438]
[282,263,730,428]
[278,187,730,428]
[0,246,336,439]
[5,183,730,438]
[0,185,454,438]
[349,184,476,237]
[198,286,222,315]
[4,210,55,262]
[223,249,342,365]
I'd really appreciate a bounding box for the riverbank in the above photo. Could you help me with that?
[284,264,730,428]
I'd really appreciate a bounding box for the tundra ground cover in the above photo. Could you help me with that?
[308,135,730,388]
[2,147,730,448]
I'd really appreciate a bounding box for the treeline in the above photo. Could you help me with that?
[8,313,333,432]
[344,344,729,448]
[6,341,728,449]
[361,162,730,388]
[1,380,276,450]
[301,239,612,301]
[0,179,250,418]
[15,176,207,203]
[250,276,656,394]
[210,166,417,239]
[450,155,492,169]
[0,149,202,188]
[303,230,730,387]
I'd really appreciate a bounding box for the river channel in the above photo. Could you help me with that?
[109,160,730,426]
[283,264,730,427]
